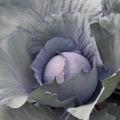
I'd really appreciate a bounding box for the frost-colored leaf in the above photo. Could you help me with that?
[102,0,120,15]
[0,0,102,38]
[91,13,120,72]
[91,13,120,98]
[0,29,36,108]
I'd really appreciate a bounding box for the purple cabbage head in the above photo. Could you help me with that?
[30,13,104,105]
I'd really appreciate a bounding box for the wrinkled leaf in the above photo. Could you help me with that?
[30,12,102,66]
[0,0,102,39]
[91,13,120,99]
[31,0,102,22]
[0,28,36,108]
[102,0,120,15]
[91,13,120,72]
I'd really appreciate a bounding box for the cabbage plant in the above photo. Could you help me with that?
[0,0,120,120]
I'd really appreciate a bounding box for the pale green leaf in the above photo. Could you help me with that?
[0,103,59,120]
[98,71,120,103]
[28,86,75,108]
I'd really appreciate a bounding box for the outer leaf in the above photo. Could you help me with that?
[0,102,118,120]
[102,0,120,15]
[0,47,28,108]
[90,109,115,120]
[28,86,76,108]
[91,13,120,73]
[90,103,120,120]
[67,83,104,120]
[98,71,120,103]
[0,0,38,38]
[31,0,102,23]
[0,0,102,38]
[0,103,59,120]
[116,82,120,89]
[91,13,120,94]
[107,103,120,119]
[0,28,36,108]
